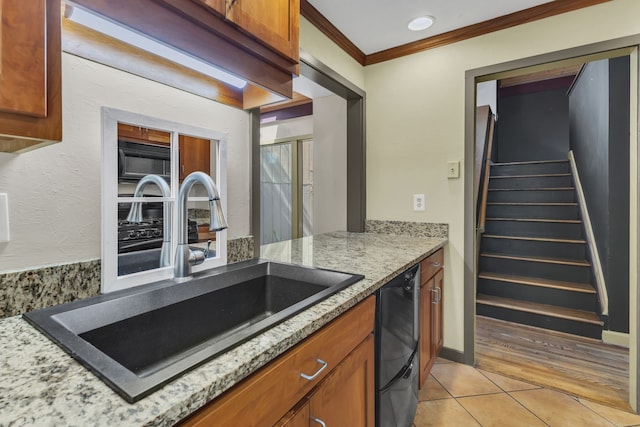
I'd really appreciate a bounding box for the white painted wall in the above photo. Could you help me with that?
[313,95,347,234]
[0,53,250,272]
[363,0,640,354]
[476,80,498,116]
[260,116,313,145]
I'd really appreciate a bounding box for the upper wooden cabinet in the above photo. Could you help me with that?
[226,0,299,62]
[0,0,62,153]
[71,0,299,108]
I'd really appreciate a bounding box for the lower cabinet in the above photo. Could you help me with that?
[279,335,374,427]
[419,248,445,389]
[180,296,375,427]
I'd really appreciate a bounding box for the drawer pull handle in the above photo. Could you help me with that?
[312,417,327,427]
[300,358,328,381]
[432,261,441,268]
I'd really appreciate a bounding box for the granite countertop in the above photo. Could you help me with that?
[0,231,447,426]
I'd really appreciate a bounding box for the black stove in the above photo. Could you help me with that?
[117,217,199,254]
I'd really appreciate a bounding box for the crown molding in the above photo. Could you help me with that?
[301,0,611,66]
[300,0,366,65]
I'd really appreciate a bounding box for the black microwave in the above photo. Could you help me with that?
[118,140,171,182]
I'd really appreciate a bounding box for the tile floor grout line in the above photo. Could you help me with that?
[505,390,552,427]
[576,399,624,427]
[452,396,485,427]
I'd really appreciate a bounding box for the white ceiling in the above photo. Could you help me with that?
[307,0,554,55]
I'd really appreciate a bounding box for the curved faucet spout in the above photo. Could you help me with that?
[175,171,227,278]
[126,174,172,268]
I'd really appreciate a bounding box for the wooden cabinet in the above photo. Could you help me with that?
[178,135,211,181]
[307,335,374,427]
[0,0,61,153]
[117,123,171,146]
[181,296,375,427]
[226,0,299,61]
[419,248,445,388]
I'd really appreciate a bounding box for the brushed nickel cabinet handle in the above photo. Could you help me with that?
[312,417,327,427]
[432,261,441,268]
[300,358,328,381]
[431,288,438,305]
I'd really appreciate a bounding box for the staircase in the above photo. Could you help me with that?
[476,159,604,339]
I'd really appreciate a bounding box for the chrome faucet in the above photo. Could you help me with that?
[126,174,172,268]
[174,171,228,278]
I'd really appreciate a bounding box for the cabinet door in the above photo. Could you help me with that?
[431,269,444,359]
[276,401,309,427]
[0,0,46,117]
[226,0,299,61]
[419,278,434,389]
[179,135,211,181]
[309,335,374,427]
[0,0,61,152]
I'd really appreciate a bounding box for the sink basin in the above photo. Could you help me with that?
[23,259,363,402]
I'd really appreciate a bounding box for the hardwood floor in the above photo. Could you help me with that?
[475,315,631,411]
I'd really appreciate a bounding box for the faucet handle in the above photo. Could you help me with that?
[203,240,212,258]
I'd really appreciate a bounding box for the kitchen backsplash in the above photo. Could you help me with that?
[0,236,254,319]
[365,220,448,238]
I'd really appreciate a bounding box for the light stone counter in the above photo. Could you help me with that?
[0,232,446,426]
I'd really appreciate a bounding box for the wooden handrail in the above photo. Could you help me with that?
[478,115,495,233]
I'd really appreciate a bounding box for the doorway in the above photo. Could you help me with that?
[464,38,640,411]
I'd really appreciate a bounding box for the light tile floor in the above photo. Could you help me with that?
[414,359,640,427]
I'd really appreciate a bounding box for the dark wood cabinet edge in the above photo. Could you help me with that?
[301,0,610,67]
[0,0,62,153]
[72,0,294,99]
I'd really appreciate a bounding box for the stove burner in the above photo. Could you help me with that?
[117,218,199,254]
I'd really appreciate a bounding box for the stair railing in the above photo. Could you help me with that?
[475,106,496,234]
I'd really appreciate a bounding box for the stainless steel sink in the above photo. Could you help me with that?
[23,259,363,402]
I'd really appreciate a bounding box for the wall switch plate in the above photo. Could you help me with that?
[447,160,460,179]
[413,194,425,211]
[0,193,9,242]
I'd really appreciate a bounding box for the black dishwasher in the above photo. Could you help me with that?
[375,264,420,427]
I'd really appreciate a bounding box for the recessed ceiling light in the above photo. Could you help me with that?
[408,16,435,31]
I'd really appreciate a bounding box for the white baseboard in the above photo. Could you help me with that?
[602,330,630,348]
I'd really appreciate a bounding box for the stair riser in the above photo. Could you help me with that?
[486,204,579,220]
[484,220,583,239]
[476,304,602,339]
[480,256,591,283]
[487,190,576,203]
[481,237,587,260]
[491,162,570,176]
[489,176,572,189]
[477,279,597,311]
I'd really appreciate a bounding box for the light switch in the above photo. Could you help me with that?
[447,161,460,179]
[413,194,425,211]
[0,193,9,242]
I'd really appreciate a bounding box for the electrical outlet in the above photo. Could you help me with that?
[413,194,425,211]
[447,160,460,179]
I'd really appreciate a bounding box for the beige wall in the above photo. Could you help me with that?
[363,0,640,352]
[0,53,251,272]
[300,17,366,91]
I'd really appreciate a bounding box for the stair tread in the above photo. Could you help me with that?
[489,187,575,191]
[490,173,572,179]
[478,271,596,293]
[487,202,578,206]
[486,217,581,224]
[481,252,591,267]
[492,159,569,166]
[482,234,586,244]
[477,294,603,325]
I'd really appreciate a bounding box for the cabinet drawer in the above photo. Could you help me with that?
[182,296,375,427]
[421,248,444,284]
